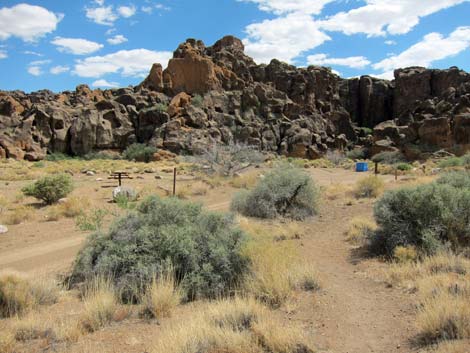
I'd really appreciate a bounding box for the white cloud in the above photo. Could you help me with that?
[51,37,103,55]
[94,0,105,5]
[320,0,469,37]
[117,5,136,18]
[238,0,334,15]
[307,53,371,69]
[0,50,7,59]
[373,26,470,74]
[0,4,62,42]
[107,34,128,45]
[142,6,153,14]
[30,60,51,66]
[73,49,173,78]
[385,40,396,45]
[85,5,118,26]
[155,3,171,11]
[92,79,119,88]
[50,65,70,74]
[23,51,43,57]
[244,12,330,64]
[28,66,42,76]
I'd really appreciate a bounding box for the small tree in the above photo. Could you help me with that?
[22,174,73,205]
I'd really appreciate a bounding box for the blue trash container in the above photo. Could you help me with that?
[356,162,369,172]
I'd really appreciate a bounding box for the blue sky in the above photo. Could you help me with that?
[0,0,469,93]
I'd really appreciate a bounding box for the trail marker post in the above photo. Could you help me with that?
[173,167,177,196]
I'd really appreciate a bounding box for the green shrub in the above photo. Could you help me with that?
[122,143,157,163]
[395,163,412,171]
[437,171,470,189]
[346,148,366,160]
[462,153,470,166]
[371,182,470,256]
[22,174,73,205]
[83,151,119,161]
[438,156,464,168]
[70,196,249,301]
[231,165,320,220]
[372,151,406,164]
[155,103,168,112]
[191,94,204,108]
[45,152,72,161]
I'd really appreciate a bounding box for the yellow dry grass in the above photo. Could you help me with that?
[324,182,353,200]
[345,217,376,244]
[434,340,470,353]
[141,271,183,319]
[354,175,385,198]
[0,331,15,353]
[80,277,119,332]
[1,206,34,225]
[393,246,418,264]
[229,171,260,189]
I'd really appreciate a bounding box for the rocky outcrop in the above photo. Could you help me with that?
[1,36,469,161]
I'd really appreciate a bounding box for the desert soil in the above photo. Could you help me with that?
[0,167,419,353]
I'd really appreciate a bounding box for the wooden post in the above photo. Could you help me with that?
[118,172,122,186]
[375,162,378,175]
[395,168,398,181]
[173,167,177,196]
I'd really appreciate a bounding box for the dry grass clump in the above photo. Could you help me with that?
[230,172,260,189]
[387,252,470,346]
[1,206,33,225]
[243,240,320,307]
[176,182,209,199]
[434,340,470,353]
[12,312,52,342]
[345,217,376,244]
[0,272,60,318]
[0,331,15,353]
[45,196,90,221]
[152,297,315,353]
[324,182,352,200]
[354,175,384,198]
[140,271,183,319]
[80,277,119,332]
[393,246,418,263]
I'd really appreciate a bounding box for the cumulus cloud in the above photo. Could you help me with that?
[238,0,334,15]
[51,37,103,55]
[320,0,470,37]
[373,26,470,75]
[73,49,173,78]
[50,65,70,74]
[107,34,128,45]
[307,53,371,69]
[0,4,62,42]
[28,66,42,76]
[244,12,330,64]
[0,50,6,59]
[85,5,118,26]
[117,5,136,18]
[92,79,120,88]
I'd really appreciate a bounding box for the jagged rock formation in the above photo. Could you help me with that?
[1,35,469,161]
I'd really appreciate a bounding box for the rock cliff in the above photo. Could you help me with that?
[1,35,469,161]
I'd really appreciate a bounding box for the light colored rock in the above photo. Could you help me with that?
[113,186,137,202]
[86,170,95,176]
[0,225,8,234]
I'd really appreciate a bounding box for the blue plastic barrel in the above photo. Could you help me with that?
[356,162,369,172]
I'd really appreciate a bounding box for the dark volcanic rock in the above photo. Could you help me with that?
[1,36,470,161]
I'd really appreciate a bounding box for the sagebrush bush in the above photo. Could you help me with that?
[22,174,73,204]
[231,165,320,220]
[437,171,470,189]
[70,196,249,301]
[122,143,157,163]
[372,151,406,164]
[371,181,470,256]
[354,175,384,198]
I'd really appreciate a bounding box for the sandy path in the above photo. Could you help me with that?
[296,200,416,353]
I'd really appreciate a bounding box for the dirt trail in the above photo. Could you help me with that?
[297,200,416,353]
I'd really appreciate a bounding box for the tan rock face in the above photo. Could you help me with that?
[168,92,192,117]
[140,63,163,91]
[164,43,221,95]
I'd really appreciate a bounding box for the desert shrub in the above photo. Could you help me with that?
[395,162,412,171]
[354,175,384,198]
[437,171,470,189]
[75,208,108,232]
[346,148,366,160]
[122,143,157,163]
[371,182,470,256]
[191,144,265,176]
[155,103,168,112]
[438,156,464,168]
[70,196,249,301]
[231,165,320,220]
[372,151,406,164]
[191,94,204,108]
[82,151,119,160]
[22,174,73,205]
[45,152,72,161]
[393,246,418,263]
